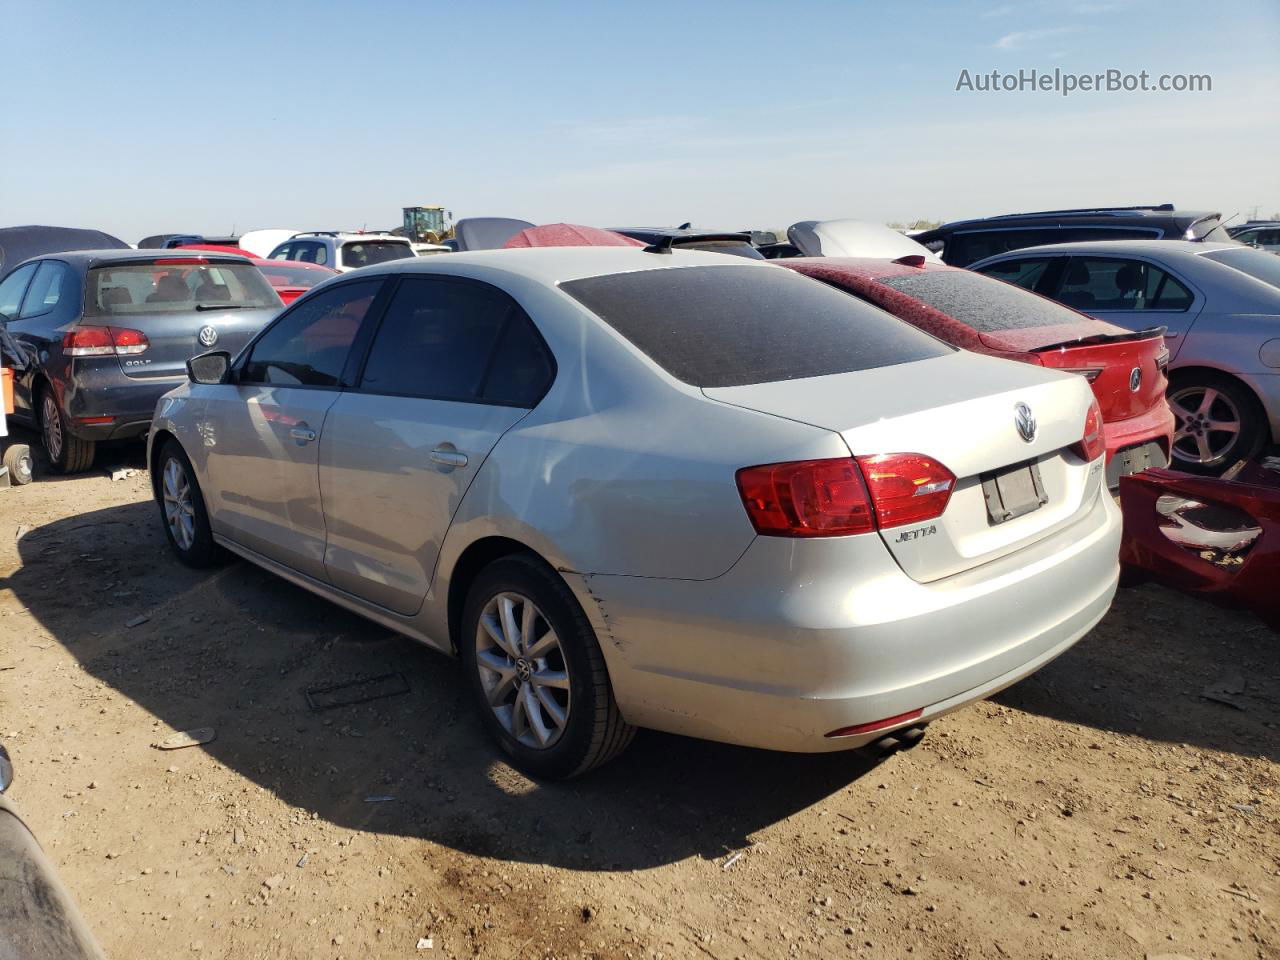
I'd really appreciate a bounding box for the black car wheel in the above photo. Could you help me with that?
[39,386,95,474]
[156,438,220,568]
[460,554,634,779]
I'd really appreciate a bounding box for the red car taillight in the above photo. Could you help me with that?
[1071,400,1106,462]
[855,453,956,529]
[63,327,149,357]
[736,453,955,537]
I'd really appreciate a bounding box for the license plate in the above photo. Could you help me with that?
[982,460,1049,525]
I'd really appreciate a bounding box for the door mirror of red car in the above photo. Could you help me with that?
[187,351,231,385]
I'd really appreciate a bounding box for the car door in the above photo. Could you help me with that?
[10,260,77,421]
[0,262,41,421]
[318,276,554,615]
[199,278,387,579]
[1051,255,1202,356]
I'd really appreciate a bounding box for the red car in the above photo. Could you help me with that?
[176,244,335,304]
[781,257,1174,486]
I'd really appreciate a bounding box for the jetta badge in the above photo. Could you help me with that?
[1014,402,1037,443]
[1129,366,1142,392]
[197,325,219,347]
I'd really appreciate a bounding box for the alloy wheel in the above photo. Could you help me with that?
[473,592,571,749]
[1169,386,1241,465]
[41,393,62,461]
[162,457,196,551]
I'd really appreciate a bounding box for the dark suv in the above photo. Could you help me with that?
[0,250,281,472]
[915,205,1235,267]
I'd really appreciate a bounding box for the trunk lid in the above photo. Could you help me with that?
[84,257,281,379]
[1017,327,1169,422]
[101,306,279,379]
[704,351,1104,583]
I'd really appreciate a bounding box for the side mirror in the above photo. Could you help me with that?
[187,351,232,385]
[0,743,12,793]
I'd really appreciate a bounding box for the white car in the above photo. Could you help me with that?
[149,248,1120,777]
[788,219,942,262]
[266,232,415,273]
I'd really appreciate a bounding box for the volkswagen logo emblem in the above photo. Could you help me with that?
[1129,366,1142,392]
[1014,402,1037,443]
[197,325,219,347]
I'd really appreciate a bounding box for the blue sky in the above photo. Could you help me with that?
[1,0,1276,242]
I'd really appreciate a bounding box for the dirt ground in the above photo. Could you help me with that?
[0,432,1277,960]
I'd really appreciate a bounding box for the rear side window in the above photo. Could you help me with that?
[340,241,414,269]
[878,270,1088,332]
[86,261,279,316]
[359,277,553,407]
[242,280,381,387]
[560,265,950,388]
[0,263,37,317]
[1054,258,1193,312]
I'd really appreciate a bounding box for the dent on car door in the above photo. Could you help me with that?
[200,279,386,579]
[1055,256,1201,355]
[318,276,553,616]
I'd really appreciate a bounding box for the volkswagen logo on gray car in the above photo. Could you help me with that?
[197,325,219,347]
[1014,402,1037,443]
[1129,367,1142,392]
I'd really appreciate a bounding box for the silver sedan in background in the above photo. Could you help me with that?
[971,240,1280,471]
[148,248,1121,778]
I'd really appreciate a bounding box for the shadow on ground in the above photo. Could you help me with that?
[6,499,881,872]
[995,579,1278,763]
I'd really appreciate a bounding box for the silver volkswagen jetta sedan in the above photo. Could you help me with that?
[148,248,1121,777]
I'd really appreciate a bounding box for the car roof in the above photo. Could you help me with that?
[358,245,772,285]
[914,206,1220,242]
[973,238,1241,260]
[612,227,754,243]
[782,256,958,281]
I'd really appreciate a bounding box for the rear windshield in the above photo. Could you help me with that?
[86,261,279,316]
[1202,247,1280,289]
[878,270,1085,332]
[340,241,414,269]
[258,263,331,289]
[560,265,950,388]
[677,240,765,260]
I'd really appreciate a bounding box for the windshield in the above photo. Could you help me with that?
[85,260,280,316]
[339,241,414,268]
[257,263,333,289]
[561,265,950,388]
[878,270,1090,332]
[1202,247,1280,289]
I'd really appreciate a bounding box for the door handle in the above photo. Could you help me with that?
[429,447,468,468]
[289,427,317,443]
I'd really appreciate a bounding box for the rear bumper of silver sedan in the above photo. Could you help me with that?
[575,490,1121,753]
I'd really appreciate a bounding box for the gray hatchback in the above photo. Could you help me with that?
[0,250,281,472]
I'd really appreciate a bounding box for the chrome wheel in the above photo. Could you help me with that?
[1170,386,1241,465]
[41,393,63,462]
[161,457,196,551]
[473,592,571,749]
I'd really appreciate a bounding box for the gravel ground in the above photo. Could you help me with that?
[0,435,1276,959]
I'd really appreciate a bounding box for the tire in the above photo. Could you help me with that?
[2,444,33,485]
[459,555,634,779]
[39,385,95,474]
[155,439,220,568]
[1167,371,1266,474]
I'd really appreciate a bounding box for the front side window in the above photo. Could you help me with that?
[1056,258,1192,312]
[0,262,39,318]
[944,229,1063,266]
[241,280,381,387]
[269,243,294,260]
[86,260,279,316]
[360,278,553,406]
[19,261,72,318]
